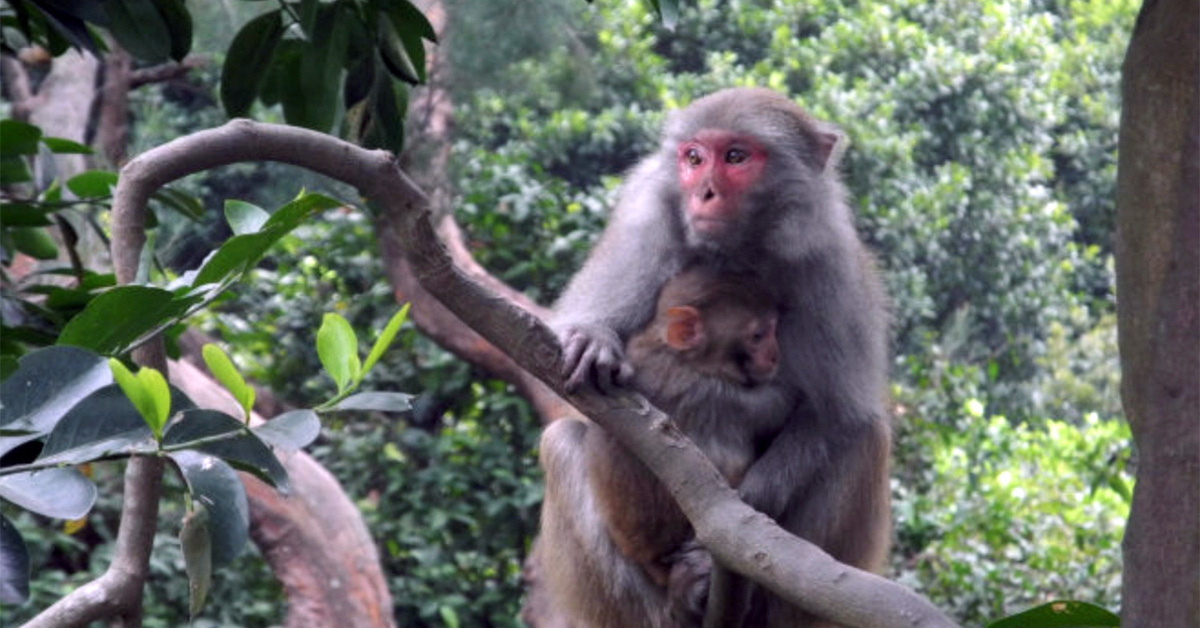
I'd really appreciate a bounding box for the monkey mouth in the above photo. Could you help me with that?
[691,217,731,236]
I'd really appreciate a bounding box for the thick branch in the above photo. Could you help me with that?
[106,120,957,628]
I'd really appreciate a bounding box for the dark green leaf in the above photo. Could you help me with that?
[65,170,118,198]
[165,409,288,491]
[169,450,249,567]
[0,514,30,604]
[105,0,172,63]
[0,202,56,227]
[0,346,110,458]
[221,10,284,118]
[343,50,376,107]
[0,468,96,520]
[36,385,162,465]
[224,199,269,235]
[0,155,33,185]
[0,120,42,156]
[378,17,419,85]
[330,392,413,414]
[253,410,320,450]
[179,502,212,619]
[27,2,101,55]
[987,600,1120,628]
[192,193,341,286]
[58,285,199,355]
[40,136,93,154]
[151,187,206,221]
[381,0,437,42]
[157,0,193,62]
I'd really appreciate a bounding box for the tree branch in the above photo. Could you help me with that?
[101,119,957,628]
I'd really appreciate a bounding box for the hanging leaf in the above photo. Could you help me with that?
[220,10,284,118]
[0,514,30,605]
[179,502,212,619]
[168,451,249,567]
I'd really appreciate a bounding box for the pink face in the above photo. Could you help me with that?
[676,130,768,236]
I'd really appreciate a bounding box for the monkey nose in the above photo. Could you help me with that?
[702,187,716,201]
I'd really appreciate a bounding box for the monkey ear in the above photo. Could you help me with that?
[813,129,843,171]
[664,306,704,350]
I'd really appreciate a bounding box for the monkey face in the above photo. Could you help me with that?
[675,130,768,241]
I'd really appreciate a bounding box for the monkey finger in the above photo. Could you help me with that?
[560,334,588,384]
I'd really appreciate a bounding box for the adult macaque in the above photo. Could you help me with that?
[546,87,892,627]
[538,267,795,628]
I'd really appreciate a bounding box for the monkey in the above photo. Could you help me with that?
[587,266,789,587]
[543,87,892,627]
[535,266,796,628]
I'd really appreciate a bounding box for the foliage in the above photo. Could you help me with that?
[891,398,1130,624]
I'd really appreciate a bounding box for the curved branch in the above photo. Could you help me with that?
[101,119,957,628]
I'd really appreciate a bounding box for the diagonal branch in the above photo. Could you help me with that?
[97,119,957,628]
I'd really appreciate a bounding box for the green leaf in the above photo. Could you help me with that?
[8,227,58,260]
[179,502,212,619]
[201,344,255,420]
[0,155,33,185]
[0,346,111,458]
[105,0,172,63]
[169,451,249,567]
[192,193,341,287]
[35,384,187,466]
[381,0,438,43]
[0,514,30,604]
[224,199,270,236]
[362,303,409,377]
[378,17,420,85]
[253,410,321,450]
[987,600,1121,628]
[0,468,97,520]
[163,410,288,492]
[58,285,200,355]
[136,366,171,438]
[0,201,57,227]
[156,0,193,62]
[317,313,360,392]
[151,187,205,221]
[109,359,161,440]
[0,120,42,156]
[330,391,413,414]
[285,3,347,132]
[65,170,118,198]
[220,10,284,118]
[40,136,93,154]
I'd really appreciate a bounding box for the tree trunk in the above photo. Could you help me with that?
[1115,1,1200,626]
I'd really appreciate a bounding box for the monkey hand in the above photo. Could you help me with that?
[554,322,635,393]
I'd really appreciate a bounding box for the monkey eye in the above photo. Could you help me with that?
[684,147,703,166]
[725,148,749,164]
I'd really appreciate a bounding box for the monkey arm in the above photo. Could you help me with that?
[551,158,685,391]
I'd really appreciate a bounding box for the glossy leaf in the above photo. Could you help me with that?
[164,410,288,492]
[0,468,97,520]
[221,10,284,118]
[152,187,205,221]
[36,385,194,466]
[987,600,1120,628]
[0,514,29,604]
[0,346,110,458]
[378,17,420,85]
[253,410,321,450]
[179,502,212,619]
[157,0,193,62]
[224,199,269,236]
[169,451,249,567]
[330,392,413,414]
[40,136,92,154]
[289,3,348,132]
[58,285,201,355]
[192,193,342,287]
[0,120,41,156]
[317,313,360,392]
[0,155,33,185]
[362,303,409,377]
[105,0,172,63]
[65,170,118,198]
[201,344,255,420]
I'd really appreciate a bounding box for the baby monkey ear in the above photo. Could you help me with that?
[664,306,704,350]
